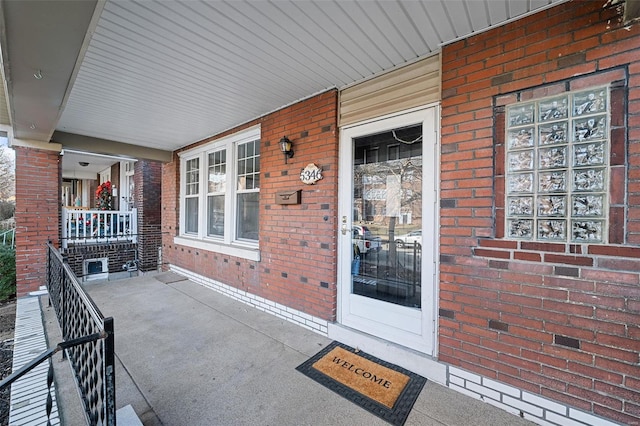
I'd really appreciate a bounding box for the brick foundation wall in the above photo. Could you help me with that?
[162,90,339,321]
[64,242,137,278]
[135,160,162,271]
[440,1,640,424]
[14,146,60,296]
[171,264,329,335]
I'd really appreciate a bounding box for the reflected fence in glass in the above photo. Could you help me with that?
[352,239,422,308]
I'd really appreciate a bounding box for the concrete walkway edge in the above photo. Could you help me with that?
[9,296,60,426]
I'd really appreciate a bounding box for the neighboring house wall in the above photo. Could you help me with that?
[13,145,163,292]
[440,1,640,424]
[14,145,60,296]
[60,160,162,278]
[64,242,137,278]
[162,91,339,320]
[88,179,97,209]
[110,162,120,211]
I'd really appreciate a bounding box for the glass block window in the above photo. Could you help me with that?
[505,87,609,243]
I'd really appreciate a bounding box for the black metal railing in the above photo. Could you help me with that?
[0,333,106,425]
[46,242,116,426]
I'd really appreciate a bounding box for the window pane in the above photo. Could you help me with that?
[352,124,423,308]
[237,192,259,240]
[237,139,260,191]
[207,195,225,236]
[185,198,198,234]
[245,176,255,190]
[186,158,199,196]
[208,150,226,193]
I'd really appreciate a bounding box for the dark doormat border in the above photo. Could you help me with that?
[296,341,427,426]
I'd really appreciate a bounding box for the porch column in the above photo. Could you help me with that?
[13,141,61,296]
[134,159,162,271]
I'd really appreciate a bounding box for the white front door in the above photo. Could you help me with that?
[338,107,438,354]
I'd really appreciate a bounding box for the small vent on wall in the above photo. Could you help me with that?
[554,334,580,349]
[439,309,455,319]
[488,319,509,332]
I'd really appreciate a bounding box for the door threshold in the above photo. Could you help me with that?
[327,323,446,385]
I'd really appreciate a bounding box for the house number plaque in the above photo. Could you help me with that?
[300,163,323,185]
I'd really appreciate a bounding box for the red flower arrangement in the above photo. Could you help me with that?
[95,181,113,210]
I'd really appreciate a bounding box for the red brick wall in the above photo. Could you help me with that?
[14,146,60,296]
[162,90,339,320]
[161,153,179,271]
[440,1,640,424]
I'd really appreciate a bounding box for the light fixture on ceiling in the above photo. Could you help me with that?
[29,123,36,130]
[33,70,43,80]
[279,136,294,164]
[79,162,89,167]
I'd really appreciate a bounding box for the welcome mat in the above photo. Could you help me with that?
[296,341,426,425]
[154,272,188,284]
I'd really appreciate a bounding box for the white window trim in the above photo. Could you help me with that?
[119,160,136,211]
[176,125,260,261]
[173,236,260,261]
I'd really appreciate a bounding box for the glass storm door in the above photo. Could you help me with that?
[338,108,438,354]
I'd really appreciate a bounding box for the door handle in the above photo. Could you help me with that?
[341,216,350,235]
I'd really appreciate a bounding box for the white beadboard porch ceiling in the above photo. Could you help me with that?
[5,0,566,153]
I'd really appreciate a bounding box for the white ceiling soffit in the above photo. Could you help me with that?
[61,150,122,180]
[6,0,566,153]
[0,0,98,141]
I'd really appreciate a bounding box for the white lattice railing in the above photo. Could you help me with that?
[0,227,15,249]
[62,208,137,248]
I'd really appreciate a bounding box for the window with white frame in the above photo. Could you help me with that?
[179,126,260,252]
[505,87,609,243]
[236,139,260,240]
[185,157,199,234]
[206,149,226,237]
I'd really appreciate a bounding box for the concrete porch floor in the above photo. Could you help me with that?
[44,273,536,426]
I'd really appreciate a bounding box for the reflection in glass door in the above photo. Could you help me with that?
[339,107,437,354]
[351,124,423,308]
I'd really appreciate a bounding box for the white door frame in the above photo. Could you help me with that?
[119,160,136,210]
[337,105,440,356]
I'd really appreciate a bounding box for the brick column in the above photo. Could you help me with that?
[14,144,61,296]
[134,159,162,271]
